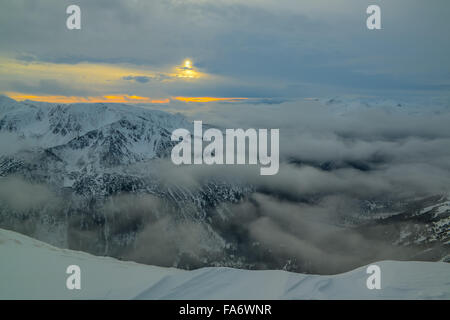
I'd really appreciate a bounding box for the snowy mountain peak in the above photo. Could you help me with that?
[0,98,191,170]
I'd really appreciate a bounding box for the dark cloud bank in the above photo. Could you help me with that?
[2,0,450,98]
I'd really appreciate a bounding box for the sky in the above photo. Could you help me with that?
[0,0,449,103]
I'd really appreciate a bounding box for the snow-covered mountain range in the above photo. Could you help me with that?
[0,95,448,274]
[0,95,186,170]
[0,95,252,268]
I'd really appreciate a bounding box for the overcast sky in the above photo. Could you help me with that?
[0,0,449,103]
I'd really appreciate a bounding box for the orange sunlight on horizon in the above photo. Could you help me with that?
[6,93,170,104]
[174,97,248,103]
[5,93,248,104]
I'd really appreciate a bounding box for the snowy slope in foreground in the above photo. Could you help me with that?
[0,228,449,300]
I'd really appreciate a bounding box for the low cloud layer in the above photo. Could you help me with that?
[222,193,419,273]
[0,177,60,212]
[0,97,449,273]
[135,98,450,272]
[151,98,450,199]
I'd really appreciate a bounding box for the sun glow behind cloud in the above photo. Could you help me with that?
[0,57,211,101]
[0,57,208,84]
[1,56,249,104]
[171,59,204,79]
